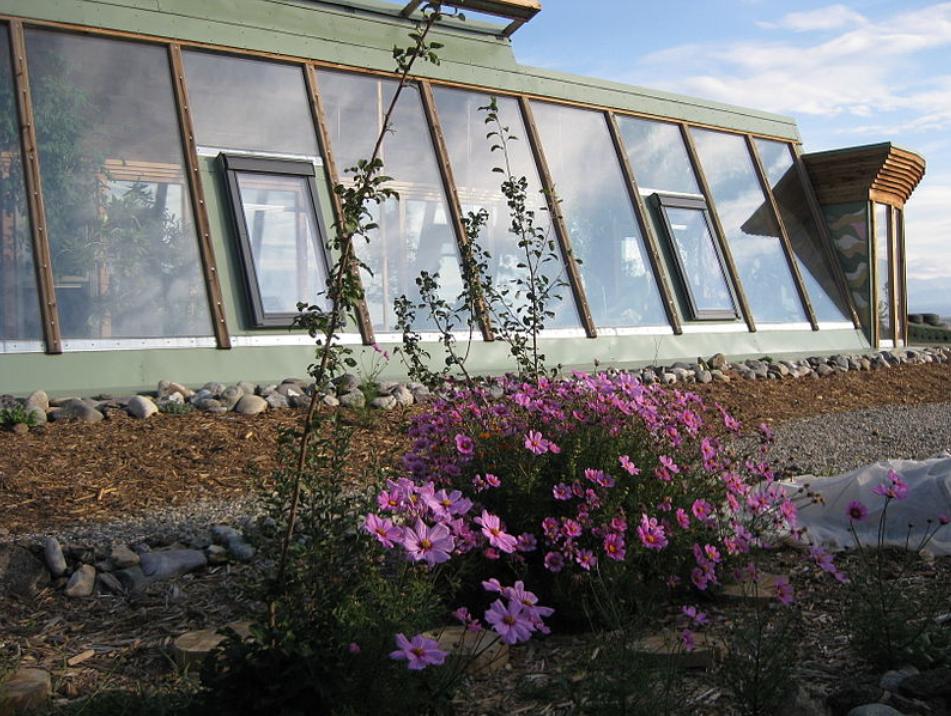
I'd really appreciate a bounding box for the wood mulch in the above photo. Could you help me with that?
[0,362,948,535]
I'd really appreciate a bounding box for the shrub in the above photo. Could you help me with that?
[0,405,35,428]
[366,373,797,627]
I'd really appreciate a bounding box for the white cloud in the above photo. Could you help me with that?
[757,4,867,32]
[904,173,951,281]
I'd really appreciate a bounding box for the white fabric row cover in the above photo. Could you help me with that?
[781,453,951,556]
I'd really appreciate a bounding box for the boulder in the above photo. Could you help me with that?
[338,391,365,409]
[0,545,50,599]
[50,399,103,423]
[632,630,722,670]
[109,543,140,569]
[265,393,290,410]
[65,564,96,598]
[24,390,48,412]
[333,373,360,393]
[126,396,157,419]
[42,537,67,578]
[424,626,508,675]
[220,385,244,410]
[370,395,397,410]
[171,622,252,669]
[234,395,267,416]
[25,407,46,426]
[139,549,207,581]
[899,668,951,699]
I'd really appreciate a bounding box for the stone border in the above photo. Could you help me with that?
[1,346,947,427]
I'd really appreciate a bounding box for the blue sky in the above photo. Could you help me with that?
[514,1,951,315]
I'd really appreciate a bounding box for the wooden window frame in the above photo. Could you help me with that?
[650,193,739,322]
[220,153,332,329]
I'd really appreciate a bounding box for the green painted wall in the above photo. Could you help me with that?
[0,0,800,139]
[0,328,868,396]
[823,201,872,342]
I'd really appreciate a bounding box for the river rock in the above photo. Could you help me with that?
[333,373,360,393]
[234,395,267,415]
[126,395,157,419]
[265,393,290,410]
[220,385,244,410]
[370,395,397,410]
[899,668,951,698]
[24,389,48,412]
[65,564,96,598]
[139,549,207,581]
[97,572,124,595]
[50,399,103,423]
[0,545,50,598]
[339,390,365,409]
[171,622,252,669]
[110,543,140,569]
[846,706,903,716]
[43,537,67,578]
[391,385,414,407]
[25,406,46,425]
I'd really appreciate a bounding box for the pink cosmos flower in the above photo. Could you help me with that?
[485,600,534,644]
[619,455,641,476]
[680,629,696,652]
[516,533,538,552]
[348,642,361,655]
[780,499,798,528]
[691,499,714,522]
[603,533,626,561]
[658,455,680,474]
[562,518,582,539]
[524,430,550,455]
[363,513,403,549]
[774,577,794,606]
[541,517,560,541]
[552,483,572,501]
[704,544,721,563]
[389,633,448,670]
[506,581,555,622]
[543,550,565,572]
[675,508,691,530]
[485,473,501,488]
[846,500,868,522]
[872,470,909,501]
[425,488,473,520]
[584,468,615,488]
[940,514,951,525]
[454,433,475,456]
[476,510,518,553]
[576,549,598,570]
[402,519,454,566]
[682,605,709,626]
[637,514,668,551]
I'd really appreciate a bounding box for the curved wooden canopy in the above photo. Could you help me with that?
[801,142,925,209]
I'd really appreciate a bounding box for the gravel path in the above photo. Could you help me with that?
[768,401,951,476]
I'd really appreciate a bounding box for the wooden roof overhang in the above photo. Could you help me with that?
[801,142,926,209]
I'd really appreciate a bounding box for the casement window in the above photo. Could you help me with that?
[221,155,330,328]
[651,194,737,320]
[690,128,808,325]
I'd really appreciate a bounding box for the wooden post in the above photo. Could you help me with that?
[680,123,756,332]
[168,44,231,348]
[791,147,863,329]
[746,135,818,330]
[606,111,682,334]
[518,96,597,338]
[305,65,376,344]
[9,20,61,353]
[419,80,494,341]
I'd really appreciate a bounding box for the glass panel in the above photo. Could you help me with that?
[531,102,666,327]
[663,206,734,313]
[26,30,211,340]
[755,139,849,322]
[874,203,892,341]
[318,70,464,332]
[616,116,701,196]
[433,87,581,328]
[0,26,41,343]
[183,51,319,156]
[691,128,807,324]
[235,173,326,315]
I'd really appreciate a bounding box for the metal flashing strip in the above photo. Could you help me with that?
[756,322,814,332]
[196,145,324,165]
[60,337,218,352]
[230,333,363,347]
[0,340,44,354]
[598,326,674,337]
[679,323,749,334]
[817,321,858,331]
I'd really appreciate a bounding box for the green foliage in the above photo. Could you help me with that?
[158,400,193,416]
[0,405,36,427]
[717,603,799,716]
[396,97,573,384]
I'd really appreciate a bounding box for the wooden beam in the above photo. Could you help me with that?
[8,21,60,353]
[680,124,756,332]
[518,96,597,338]
[790,145,862,329]
[746,135,818,330]
[418,80,494,341]
[606,111,682,334]
[305,64,375,344]
[168,43,231,348]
